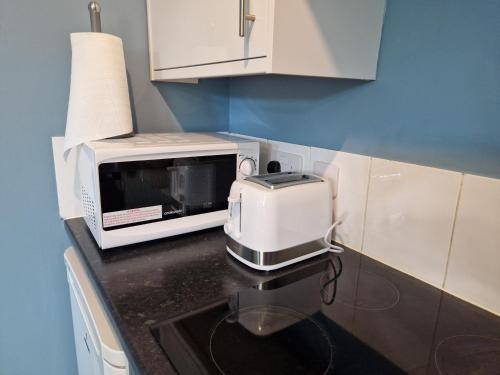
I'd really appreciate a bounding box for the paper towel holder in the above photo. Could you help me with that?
[85,1,135,140]
[88,1,102,32]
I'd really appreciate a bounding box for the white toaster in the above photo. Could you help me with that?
[224,173,333,271]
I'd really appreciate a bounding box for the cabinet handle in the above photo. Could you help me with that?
[84,333,90,353]
[239,0,256,37]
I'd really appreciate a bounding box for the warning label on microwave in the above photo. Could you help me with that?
[103,206,162,228]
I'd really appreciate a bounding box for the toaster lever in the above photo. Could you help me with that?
[227,196,241,204]
[224,195,242,238]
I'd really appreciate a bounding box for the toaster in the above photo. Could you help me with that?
[224,172,333,271]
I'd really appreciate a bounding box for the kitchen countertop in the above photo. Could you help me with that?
[65,218,500,375]
[65,218,336,374]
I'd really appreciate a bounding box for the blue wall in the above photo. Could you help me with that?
[0,1,227,374]
[229,0,500,178]
[2,0,500,373]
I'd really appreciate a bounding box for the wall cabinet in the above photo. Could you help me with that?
[146,0,386,81]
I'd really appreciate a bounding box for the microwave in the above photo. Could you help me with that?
[78,133,259,249]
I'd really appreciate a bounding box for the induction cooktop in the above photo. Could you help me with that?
[151,250,500,375]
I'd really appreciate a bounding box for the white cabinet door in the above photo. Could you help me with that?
[69,277,102,375]
[103,360,129,375]
[148,0,269,70]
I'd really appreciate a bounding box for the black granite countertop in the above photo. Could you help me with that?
[65,218,500,375]
[65,218,337,374]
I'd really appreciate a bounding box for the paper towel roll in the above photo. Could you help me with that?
[64,32,133,155]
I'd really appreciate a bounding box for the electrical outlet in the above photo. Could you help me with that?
[264,140,311,173]
[269,150,303,172]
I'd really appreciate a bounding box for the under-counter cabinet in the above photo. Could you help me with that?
[147,0,386,81]
[65,248,130,375]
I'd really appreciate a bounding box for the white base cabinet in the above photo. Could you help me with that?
[147,0,386,81]
[65,248,130,375]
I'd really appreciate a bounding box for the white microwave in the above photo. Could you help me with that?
[78,133,259,249]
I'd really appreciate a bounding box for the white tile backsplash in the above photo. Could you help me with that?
[310,160,340,198]
[309,147,371,251]
[52,129,500,315]
[444,174,500,314]
[231,135,500,314]
[362,159,462,287]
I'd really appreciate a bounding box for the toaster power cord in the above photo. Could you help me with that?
[323,219,344,254]
[320,255,343,305]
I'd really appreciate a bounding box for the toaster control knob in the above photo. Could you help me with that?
[239,158,256,176]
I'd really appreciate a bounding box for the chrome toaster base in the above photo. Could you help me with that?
[225,235,328,271]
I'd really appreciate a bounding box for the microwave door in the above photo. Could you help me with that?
[122,169,168,208]
[169,168,179,200]
[168,164,216,214]
[167,167,185,215]
[99,154,236,231]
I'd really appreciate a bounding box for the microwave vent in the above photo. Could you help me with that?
[81,186,97,231]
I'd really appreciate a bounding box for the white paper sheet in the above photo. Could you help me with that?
[64,32,132,155]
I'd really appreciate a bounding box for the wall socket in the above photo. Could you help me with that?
[269,150,303,172]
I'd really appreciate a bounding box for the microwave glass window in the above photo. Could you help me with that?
[98,155,236,230]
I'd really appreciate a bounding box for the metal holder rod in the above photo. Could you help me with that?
[88,1,102,32]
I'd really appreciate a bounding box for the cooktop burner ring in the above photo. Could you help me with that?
[209,305,334,375]
[434,334,500,375]
[332,271,400,311]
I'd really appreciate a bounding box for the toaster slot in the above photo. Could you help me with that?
[246,173,322,190]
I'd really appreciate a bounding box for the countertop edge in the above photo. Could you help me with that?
[64,219,171,375]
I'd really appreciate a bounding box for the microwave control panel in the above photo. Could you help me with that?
[236,142,259,179]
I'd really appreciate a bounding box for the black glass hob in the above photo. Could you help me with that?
[151,250,500,375]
